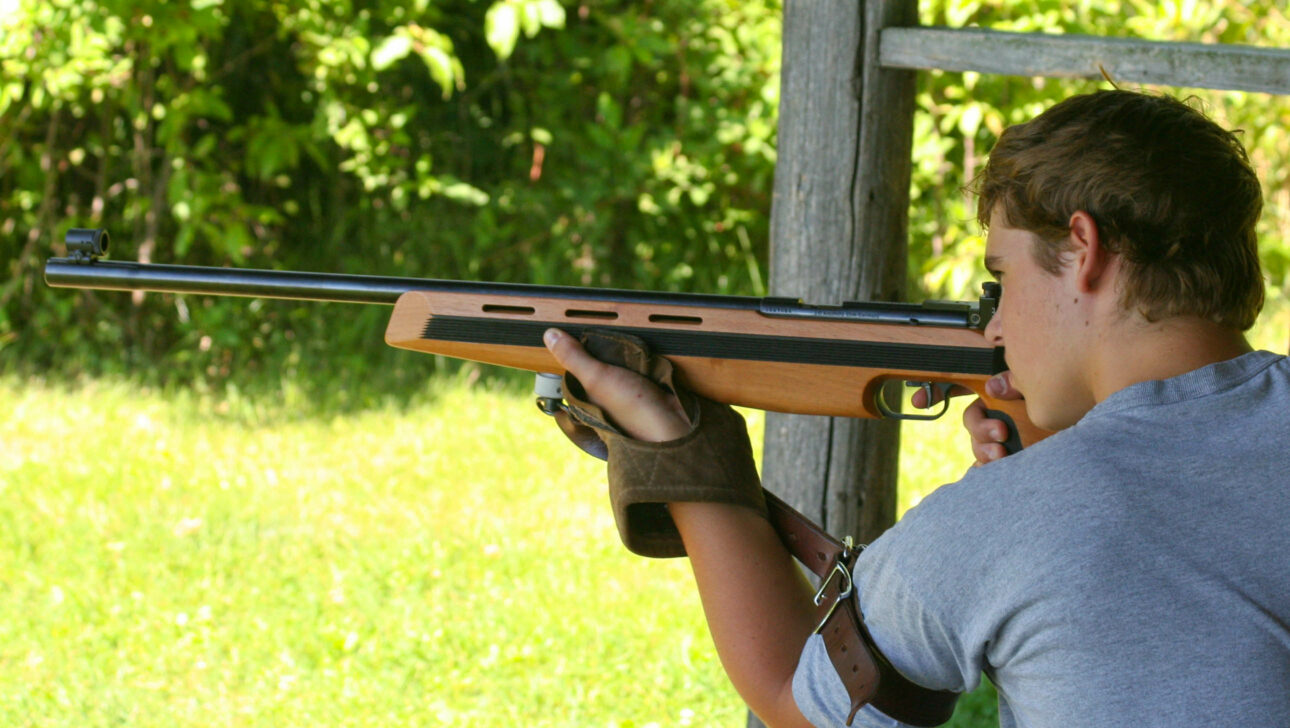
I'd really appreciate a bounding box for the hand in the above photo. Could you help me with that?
[543,328,691,442]
[912,372,1023,466]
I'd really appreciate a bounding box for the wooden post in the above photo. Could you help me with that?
[750,1,918,716]
[751,5,919,720]
[762,0,918,552]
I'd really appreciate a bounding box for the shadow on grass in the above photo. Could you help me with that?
[4,354,537,426]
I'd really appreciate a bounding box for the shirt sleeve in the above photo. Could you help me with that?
[791,633,912,728]
[852,503,994,696]
[791,472,1002,726]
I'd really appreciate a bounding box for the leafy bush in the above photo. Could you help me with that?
[1,0,781,391]
[2,0,1286,390]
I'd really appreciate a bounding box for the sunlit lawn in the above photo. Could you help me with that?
[0,371,1027,727]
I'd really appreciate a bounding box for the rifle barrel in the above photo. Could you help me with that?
[42,258,764,309]
[43,258,982,328]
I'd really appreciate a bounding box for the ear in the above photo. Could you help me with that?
[1066,210,1114,293]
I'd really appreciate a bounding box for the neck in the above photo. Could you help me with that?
[1089,315,1253,403]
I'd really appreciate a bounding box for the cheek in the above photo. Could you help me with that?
[997,289,1025,338]
[995,288,1037,373]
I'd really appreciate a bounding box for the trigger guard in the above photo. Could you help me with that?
[874,381,953,421]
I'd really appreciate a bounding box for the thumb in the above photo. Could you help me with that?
[543,327,690,442]
[542,326,647,414]
[544,328,599,382]
[985,370,1023,400]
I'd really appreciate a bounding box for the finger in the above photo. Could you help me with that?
[543,328,641,407]
[543,328,606,387]
[911,383,975,410]
[543,328,690,441]
[963,398,1009,444]
[972,440,1009,466]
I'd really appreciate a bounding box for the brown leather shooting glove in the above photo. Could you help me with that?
[556,330,767,558]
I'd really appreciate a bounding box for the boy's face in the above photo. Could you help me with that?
[982,212,1092,431]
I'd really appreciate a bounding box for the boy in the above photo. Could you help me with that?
[544,90,1290,727]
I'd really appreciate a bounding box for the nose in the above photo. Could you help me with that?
[984,310,1004,346]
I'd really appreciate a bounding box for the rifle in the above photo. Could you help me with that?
[44,228,1047,450]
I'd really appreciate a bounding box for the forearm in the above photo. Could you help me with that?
[541,330,819,724]
[670,502,818,728]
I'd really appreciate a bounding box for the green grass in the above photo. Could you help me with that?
[0,373,997,727]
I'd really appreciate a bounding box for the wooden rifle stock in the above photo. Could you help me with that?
[45,228,1050,450]
[383,292,1049,450]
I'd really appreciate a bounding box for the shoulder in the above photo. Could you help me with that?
[848,420,1142,690]
[840,352,1290,714]
[870,428,1109,562]
[847,432,1088,684]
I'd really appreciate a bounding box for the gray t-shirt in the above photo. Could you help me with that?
[793,350,1290,728]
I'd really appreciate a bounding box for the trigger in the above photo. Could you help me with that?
[916,382,936,408]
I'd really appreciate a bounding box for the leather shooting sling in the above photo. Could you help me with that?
[544,395,960,727]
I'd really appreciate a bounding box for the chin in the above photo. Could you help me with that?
[1031,405,1083,433]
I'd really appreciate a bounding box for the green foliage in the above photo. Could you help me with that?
[2,0,1287,386]
[485,0,567,61]
[910,0,1290,324]
[436,0,780,294]
[1,0,781,388]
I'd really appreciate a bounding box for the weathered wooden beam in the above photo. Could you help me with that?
[763,0,916,547]
[754,3,917,719]
[880,26,1290,95]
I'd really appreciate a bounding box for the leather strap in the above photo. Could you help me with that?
[553,410,608,460]
[766,491,959,726]
[545,399,959,726]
